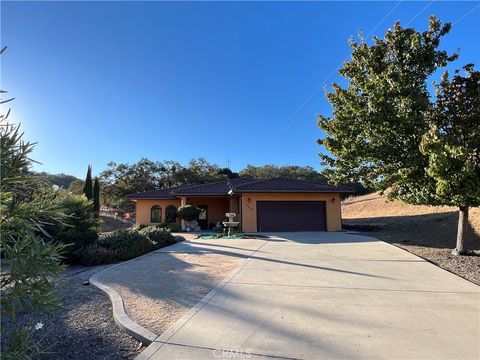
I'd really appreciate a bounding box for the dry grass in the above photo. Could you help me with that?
[343,192,480,232]
[100,215,133,233]
[342,193,480,285]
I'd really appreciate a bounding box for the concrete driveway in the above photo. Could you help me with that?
[138,232,480,360]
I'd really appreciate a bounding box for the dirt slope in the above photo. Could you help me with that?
[342,193,480,285]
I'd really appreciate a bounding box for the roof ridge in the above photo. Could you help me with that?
[232,177,275,189]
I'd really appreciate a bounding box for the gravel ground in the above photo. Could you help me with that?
[97,252,243,335]
[3,266,143,360]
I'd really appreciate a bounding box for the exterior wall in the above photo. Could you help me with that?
[134,196,239,227]
[187,197,230,226]
[240,192,342,232]
[133,193,342,231]
[229,197,240,216]
[134,199,181,225]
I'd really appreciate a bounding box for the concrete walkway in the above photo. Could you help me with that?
[138,232,480,360]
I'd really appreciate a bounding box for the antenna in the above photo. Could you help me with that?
[226,158,231,169]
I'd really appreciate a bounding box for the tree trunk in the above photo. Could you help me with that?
[452,206,469,256]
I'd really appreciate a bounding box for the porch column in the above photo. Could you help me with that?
[180,197,187,230]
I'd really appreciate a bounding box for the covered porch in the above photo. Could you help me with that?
[180,196,241,230]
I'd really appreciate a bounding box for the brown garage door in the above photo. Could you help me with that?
[256,201,326,232]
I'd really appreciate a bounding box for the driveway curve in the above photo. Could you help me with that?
[138,232,479,360]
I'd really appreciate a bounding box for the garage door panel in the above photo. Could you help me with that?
[256,201,326,232]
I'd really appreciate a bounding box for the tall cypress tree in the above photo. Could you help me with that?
[93,177,100,216]
[83,165,93,200]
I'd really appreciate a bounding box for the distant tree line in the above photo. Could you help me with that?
[96,159,371,212]
[36,159,372,213]
[32,171,79,189]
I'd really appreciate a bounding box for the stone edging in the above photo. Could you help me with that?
[89,264,158,345]
[135,237,272,360]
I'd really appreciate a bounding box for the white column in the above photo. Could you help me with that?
[181,197,187,230]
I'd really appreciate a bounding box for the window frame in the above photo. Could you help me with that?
[150,205,162,223]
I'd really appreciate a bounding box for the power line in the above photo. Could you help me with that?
[453,3,479,25]
[366,0,403,38]
[278,0,477,133]
[404,0,434,26]
[278,1,403,131]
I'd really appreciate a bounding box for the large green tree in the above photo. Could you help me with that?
[93,176,100,216]
[420,65,480,254]
[82,165,93,200]
[317,17,477,252]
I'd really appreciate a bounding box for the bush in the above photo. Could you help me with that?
[139,226,175,246]
[134,222,167,231]
[73,225,178,266]
[73,244,118,266]
[166,223,182,232]
[48,194,99,262]
[133,224,149,231]
[1,119,66,358]
[177,205,202,221]
[97,229,155,261]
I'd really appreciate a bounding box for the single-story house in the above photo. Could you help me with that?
[126,177,351,232]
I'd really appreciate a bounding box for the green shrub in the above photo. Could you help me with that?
[1,119,66,358]
[48,194,99,262]
[139,226,175,246]
[97,229,155,261]
[134,223,167,231]
[133,224,149,231]
[177,205,202,221]
[73,244,118,266]
[166,223,182,232]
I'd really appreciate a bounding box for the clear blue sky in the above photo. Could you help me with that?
[2,1,479,178]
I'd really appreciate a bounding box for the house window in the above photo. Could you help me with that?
[165,205,177,223]
[150,206,162,223]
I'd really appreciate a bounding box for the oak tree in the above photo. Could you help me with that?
[421,65,480,254]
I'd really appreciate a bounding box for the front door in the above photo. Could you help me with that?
[197,205,208,230]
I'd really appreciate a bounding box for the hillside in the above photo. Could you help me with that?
[33,171,80,189]
[342,193,480,285]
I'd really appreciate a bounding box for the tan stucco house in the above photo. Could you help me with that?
[127,177,351,232]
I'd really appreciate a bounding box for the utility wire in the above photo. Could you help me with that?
[278,1,403,132]
[452,3,479,25]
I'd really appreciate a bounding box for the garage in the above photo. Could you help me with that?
[256,201,327,232]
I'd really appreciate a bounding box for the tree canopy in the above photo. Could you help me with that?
[99,158,235,210]
[239,164,325,182]
[420,64,480,254]
[318,16,478,254]
[318,16,457,204]
[421,64,480,208]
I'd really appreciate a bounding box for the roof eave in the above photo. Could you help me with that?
[126,196,177,200]
[236,189,353,193]
[171,193,230,197]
